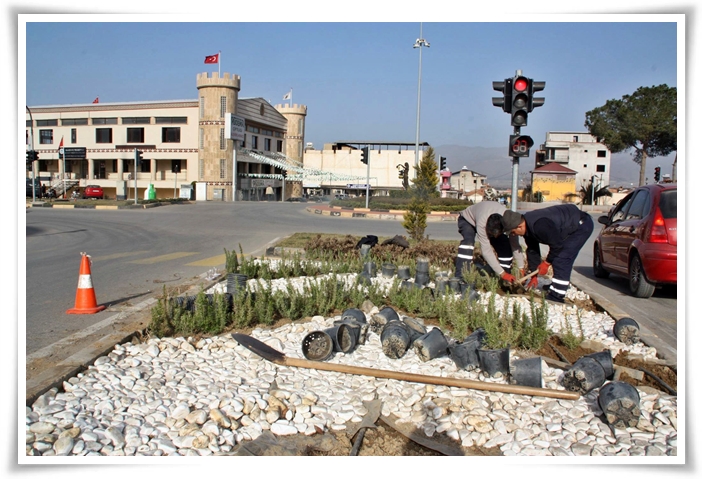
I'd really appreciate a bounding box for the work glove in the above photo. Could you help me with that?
[500,272,517,283]
[526,276,539,290]
[537,261,551,276]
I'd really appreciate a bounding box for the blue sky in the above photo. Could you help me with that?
[21,13,680,155]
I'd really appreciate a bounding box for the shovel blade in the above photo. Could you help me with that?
[232,333,286,364]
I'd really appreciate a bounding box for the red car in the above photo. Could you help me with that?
[83,185,104,199]
[593,183,677,297]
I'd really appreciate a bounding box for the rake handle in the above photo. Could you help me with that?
[282,356,579,400]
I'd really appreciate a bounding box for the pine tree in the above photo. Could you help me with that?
[402,148,438,241]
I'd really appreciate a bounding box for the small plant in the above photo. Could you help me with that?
[560,307,585,350]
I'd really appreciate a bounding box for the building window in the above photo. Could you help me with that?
[162,127,180,143]
[26,120,32,127]
[122,117,151,124]
[298,119,303,133]
[199,158,204,180]
[199,128,204,149]
[96,128,113,143]
[572,136,578,142]
[155,117,188,124]
[127,128,145,143]
[71,128,77,143]
[597,150,607,158]
[220,96,226,118]
[37,119,58,127]
[200,97,205,119]
[252,135,258,149]
[92,118,118,125]
[220,158,226,179]
[39,129,53,144]
[277,140,283,152]
[140,158,151,173]
[220,128,225,149]
[62,118,88,126]
[597,165,606,172]
[122,160,130,173]
[264,138,271,151]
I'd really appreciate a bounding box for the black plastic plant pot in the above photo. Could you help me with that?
[416,257,430,273]
[414,271,430,286]
[435,279,448,295]
[360,244,371,258]
[397,265,412,280]
[301,331,334,361]
[449,329,486,370]
[477,346,510,377]
[380,320,411,359]
[449,277,462,292]
[324,323,357,354]
[613,317,641,345]
[341,308,367,324]
[598,381,641,428]
[585,350,614,380]
[381,263,397,278]
[363,261,377,276]
[400,280,423,291]
[226,273,248,295]
[562,356,606,394]
[413,328,449,362]
[403,316,428,343]
[370,306,400,333]
[357,272,372,286]
[510,357,543,388]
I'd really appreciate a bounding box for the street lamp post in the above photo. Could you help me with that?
[413,23,429,179]
[26,106,36,202]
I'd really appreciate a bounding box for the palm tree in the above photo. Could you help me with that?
[579,182,612,205]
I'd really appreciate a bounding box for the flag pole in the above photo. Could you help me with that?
[218,50,221,76]
[289,88,292,106]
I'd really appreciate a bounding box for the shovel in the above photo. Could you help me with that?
[232,333,579,400]
[347,399,382,456]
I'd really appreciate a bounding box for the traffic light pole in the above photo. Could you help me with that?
[510,127,520,212]
[134,148,138,205]
[365,146,370,209]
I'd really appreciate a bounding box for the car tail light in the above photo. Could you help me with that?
[648,208,668,243]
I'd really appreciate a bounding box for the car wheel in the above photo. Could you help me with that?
[629,253,655,298]
[593,244,610,278]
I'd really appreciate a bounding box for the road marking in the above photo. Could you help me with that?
[92,251,150,261]
[128,252,199,264]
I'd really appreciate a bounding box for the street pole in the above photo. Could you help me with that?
[413,23,429,179]
[510,126,521,212]
[174,171,177,199]
[26,106,36,202]
[365,145,370,209]
[134,148,138,205]
[232,147,237,202]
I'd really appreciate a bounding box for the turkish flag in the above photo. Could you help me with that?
[93,97,99,103]
[204,53,219,64]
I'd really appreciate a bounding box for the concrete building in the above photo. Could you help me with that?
[534,131,611,195]
[530,162,577,202]
[447,166,488,201]
[25,72,307,202]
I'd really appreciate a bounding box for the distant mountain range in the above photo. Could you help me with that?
[434,145,677,189]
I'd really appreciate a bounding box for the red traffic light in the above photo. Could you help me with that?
[514,77,528,92]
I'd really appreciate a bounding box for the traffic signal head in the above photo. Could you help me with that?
[528,80,546,112]
[511,76,529,127]
[508,135,534,158]
[360,146,369,165]
[654,166,661,182]
[439,156,447,170]
[136,150,144,166]
[492,78,512,113]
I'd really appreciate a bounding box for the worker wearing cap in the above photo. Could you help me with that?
[501,204,594,303]
[454,201,525,283]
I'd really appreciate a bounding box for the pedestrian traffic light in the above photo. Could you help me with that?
[528,79,546,112]
[511,75,529,127]
[281,169,287,179]
[360,147,369,165]
[654,166,661,182]
[508,135,534,158]
[439,156,447,170]
[492,78,512,113]
[136,149,144,167]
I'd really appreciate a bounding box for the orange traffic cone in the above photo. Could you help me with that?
[66,252,106,314]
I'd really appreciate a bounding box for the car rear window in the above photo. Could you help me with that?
[659,190,677,219]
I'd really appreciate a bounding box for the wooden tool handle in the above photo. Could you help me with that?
[283,356,579,400]
[517,269,539,285]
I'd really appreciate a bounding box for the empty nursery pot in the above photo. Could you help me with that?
[226,273,248,295]
[370,306,400,333]
[400,280,423,291]
[324,323,358,354]
[562,356,606,394]
[448,277,462,293]
[360,244,371,258]
[403,316,428,343]
[380,320,412,359]
[510,357,543,388]
[435,278,448,295]
[416,257,430,273]
[585,350,614,380]
[413,327,449,362]
[301,331,334,361]
[598,381,641,429]
[357,272,373,286]
[341,308,367,324]
[448,328,486,371]
[381,263,397,278]
[363,261,377,276]
[477,346,511,377]
[414,271,430,286]
[397,265,412,280]
[613,317,641,345]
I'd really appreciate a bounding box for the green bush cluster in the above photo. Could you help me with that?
[149,246,552,353]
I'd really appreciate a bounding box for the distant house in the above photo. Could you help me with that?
[534,132,611,194]
[530,163,577,202]
[450,167,487,200]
